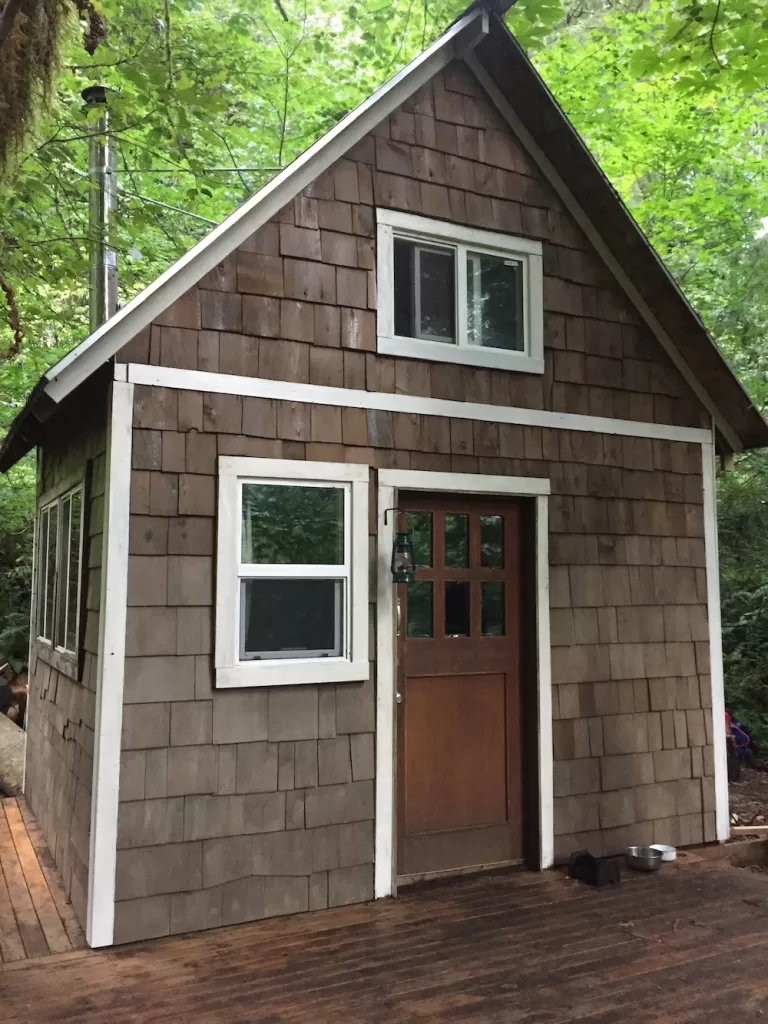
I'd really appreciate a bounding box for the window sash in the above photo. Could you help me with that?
[235,479,352,666]
[36,485,84,654]
[392,231,530,355]
[238,577,345,661]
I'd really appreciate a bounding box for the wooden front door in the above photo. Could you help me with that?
[396,493,524,879]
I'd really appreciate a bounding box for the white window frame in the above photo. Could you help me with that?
[36,483,84,656]
[215,456,370,688]
[376,208,544,374]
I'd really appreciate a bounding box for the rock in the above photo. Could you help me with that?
[0,713,25,796]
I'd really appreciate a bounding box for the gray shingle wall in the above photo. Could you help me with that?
[25,382,108,931]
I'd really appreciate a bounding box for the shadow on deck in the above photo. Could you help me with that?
[2,845,768,1022]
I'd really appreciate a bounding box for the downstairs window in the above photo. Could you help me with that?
[215,457,369,687]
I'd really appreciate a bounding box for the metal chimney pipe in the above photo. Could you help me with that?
[82,85,117,332]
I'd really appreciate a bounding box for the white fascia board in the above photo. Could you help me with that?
[42,10,489,407]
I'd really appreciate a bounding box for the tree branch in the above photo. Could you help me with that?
[709,0,723,69]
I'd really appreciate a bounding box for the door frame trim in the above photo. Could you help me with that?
[374,469,553,899]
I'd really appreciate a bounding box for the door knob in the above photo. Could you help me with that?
[396,691,403,704]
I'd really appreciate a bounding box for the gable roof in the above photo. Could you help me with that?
[2,1,766,471]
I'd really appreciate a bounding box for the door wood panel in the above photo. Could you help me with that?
[396,493,524,878]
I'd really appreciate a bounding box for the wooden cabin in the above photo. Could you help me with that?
[3,2,766,947]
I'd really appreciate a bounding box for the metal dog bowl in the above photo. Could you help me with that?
[649,843,677,862]
[626,845,663,872]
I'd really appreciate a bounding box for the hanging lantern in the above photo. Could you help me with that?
[391,528,415,583]
[384,508,415,583]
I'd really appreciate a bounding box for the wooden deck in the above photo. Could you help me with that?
[3,848,768,1022]
[0,797,86,962]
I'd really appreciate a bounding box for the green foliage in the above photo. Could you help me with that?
[718,454,768,744]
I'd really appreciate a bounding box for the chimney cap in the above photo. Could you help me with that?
[81,85,108,107]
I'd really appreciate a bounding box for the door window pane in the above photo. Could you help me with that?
[393,238,456,343]
[445,581,470,637]
[240,578,342,659]
[242,484,344,565]
[480,515,504,569]
[444,514,469,569]
[406,581,433,638]
[481,582,505,636]
[406,511,433,569]
[467,251,524,352]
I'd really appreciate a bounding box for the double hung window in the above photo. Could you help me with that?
[216,457,369,687]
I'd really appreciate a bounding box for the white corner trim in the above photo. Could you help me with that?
[87,378,134,948]
[535,493,554,868]
[701,436,729,842]
[374,469,553,894]
[215,455,369,689]
[464,53,743,455]
[41,10,488,407]
[125,362,712,445]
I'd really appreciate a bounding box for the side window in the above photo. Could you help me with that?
[37,485,84,655]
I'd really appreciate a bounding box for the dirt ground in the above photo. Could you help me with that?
[730,762,768,824]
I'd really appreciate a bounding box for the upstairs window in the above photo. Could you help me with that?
[378,210,543,374]
[37,485,84,654]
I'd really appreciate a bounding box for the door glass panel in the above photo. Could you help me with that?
[481,582,505,636]
[444,514,469,569]
[407,581,433,638]
[480,515,504,569]
[445,581,470,637]
[406,511,433,568]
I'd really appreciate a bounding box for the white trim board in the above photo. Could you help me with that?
[701,436,729,842]
[41,11,488,406]
[374,469,554,898]
[87,378,134,948]
[124,362,712,445]
[464,54,743,455]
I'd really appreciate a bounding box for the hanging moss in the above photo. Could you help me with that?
[0,0,65,176]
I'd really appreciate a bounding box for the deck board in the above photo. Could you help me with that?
[3,801,72,954]
[16,797,86,949]
[2,852,768,1022]
[0,797,85,963]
